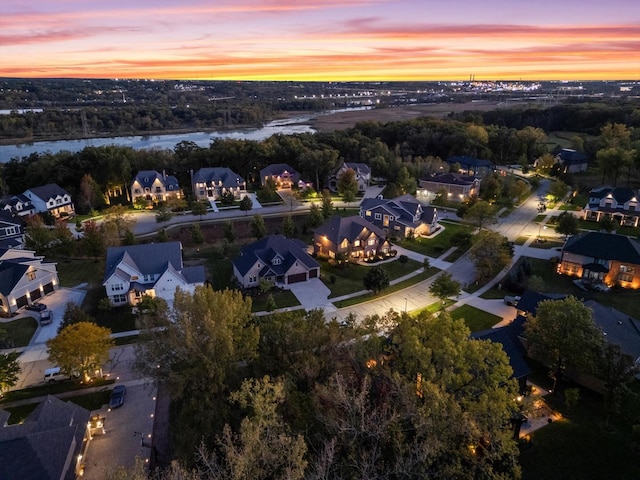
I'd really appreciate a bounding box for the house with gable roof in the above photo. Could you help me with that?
[447,156,494,177]
[0,193,34,218]
[581,186,640,227]
[359,194,438,238]
[313,215,392,261]
[0,395,92,480]
[558,231,640,289]
[0,211,25,249]
[232,235,320,288]
[328,162,371,193]
[103,241,205,306]
[131,170,183,205]
[260,163,310,189]
[554,148,588,173]
[191,167,247,201]
[23,183,75,218]
[0,248,59,315]
[418,172,481,202]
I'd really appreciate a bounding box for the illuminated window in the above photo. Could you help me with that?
[27,271,36,281]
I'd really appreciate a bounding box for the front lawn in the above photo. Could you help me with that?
[0,316,38,348]
[321,257,424,298]
[0,377,115,405]
[251,289,300,312]
[449,304,502,332]
[399,221,474,258]
[53,256,104,287]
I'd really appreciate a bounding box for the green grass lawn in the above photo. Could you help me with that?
[0,377,115,405]
[4,390,112,424]
[528,238,564,250]
[411,299,455,316]
[82,285,137,333]
[399,221,474,258]
[251,289,300,312]
[321,258,424,299]
[53,256,104,287]
[480,285,510,299]
[332,268,439,309]
[0,316,38,348]
[449,304,502,332]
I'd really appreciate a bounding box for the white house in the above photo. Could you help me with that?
[130,170,183,205]
[23,183,75,218]
[0,248,59,315]
[0,211,24,249]
[191,167,247,201]
[103,242,205,307]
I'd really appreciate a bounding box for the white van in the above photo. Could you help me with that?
[43,367,76,383]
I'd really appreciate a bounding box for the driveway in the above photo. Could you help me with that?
[287,278,332,310]
[29,286,87,345]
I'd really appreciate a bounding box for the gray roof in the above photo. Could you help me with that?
[232,235,319,277]
[192,167,245,188]
[587,186,637,207]
[260,163,299,179]
[314,215,386,246]
[472,317,531,380]
[447,156,493,168]
[585,300,640,360]
[361,194,437,227]
[25,183,70,202]
[344,162,371,175]
[421,172,478,186]
[556,148,587,165]
[563,232,640,265]
[104,241,185,282]
[0,260,28,296]
[132,170,181,191]
[0,395,91,480]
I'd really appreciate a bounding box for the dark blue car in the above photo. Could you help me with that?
[108,385,127,409]
[26,302,47,312]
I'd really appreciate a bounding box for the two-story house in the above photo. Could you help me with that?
[103,242,205,307]
[554,148,588,173]
[313,215,391,261]
[131,170,183,204]
[23,183,75,218]
[260,163,304,189]
[192,167,247,201]
[328,162,371,193]
[0,248,59,315]
[232,235,320,288]
[0,194,34,218]
[447,156,494,177]
[0,211,25,249]
[558,231,640,289]
[581,186,640,227]
[418,173,481,202]
[359,194,438,238]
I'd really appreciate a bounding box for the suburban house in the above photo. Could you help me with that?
[313,215,391,261]
[0,248,59,315]
[580,186,640,227]
[23,183,75,218]
[260,163,308,189]
[328,162,371,193]
[131,170,183,205]
[0,395,92,480]
[447,156,494,177]
[232,235,320,288]
[554,148,588,173]
[359,194,439,238]
[418,172,481,202]
[0,211,24,249]
[0,194,34,217]
[558,231,640,289]
[103,242,205,306]
[192,167,247,202]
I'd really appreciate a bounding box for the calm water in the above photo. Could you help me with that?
[0,116,315,162]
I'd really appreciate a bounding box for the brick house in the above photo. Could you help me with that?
[313,215,391,261]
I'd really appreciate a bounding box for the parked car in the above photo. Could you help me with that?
[503,295,521,306]
[26,301,47,312]
[108,385,127,409]
[40,309,52,325]
[43,367,78,383]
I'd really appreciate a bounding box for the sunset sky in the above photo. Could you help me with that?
[1,0,639,81]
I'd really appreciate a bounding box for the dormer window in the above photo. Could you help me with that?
[273,258,281,265]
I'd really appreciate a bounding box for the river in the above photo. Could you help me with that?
[0,107,372,162]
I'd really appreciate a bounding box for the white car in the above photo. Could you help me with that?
[503,295,521,306]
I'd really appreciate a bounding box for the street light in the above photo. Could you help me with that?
[537,224,546,241]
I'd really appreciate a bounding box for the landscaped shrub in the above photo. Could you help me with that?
[398,254,409,264]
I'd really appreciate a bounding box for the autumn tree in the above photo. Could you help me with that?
[47,322,114,381]
[468,230,513,279]
[251,214,266,239]
[525,296,605,385]
[80,220,105,260]
[337,167,359,202]
[429,272,461,307]
[321,189,333,219]
[25,214,52,253]
[103,204,136,238]
[363,265,390,294]
[0,352,21,394]
[53,219,75,258]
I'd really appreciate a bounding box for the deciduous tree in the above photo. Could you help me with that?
[464,200,497,230]
[103,204,136,238]
[363,265,390,294]
[428,272,461,306]
[239,195,253,216]
[468,230,513,279]
[337,167,359,202]
[251,214,266,239]
[0,352,21,394]
[190,199,208,220]
[556,211,578,239]
[321,189,333,219]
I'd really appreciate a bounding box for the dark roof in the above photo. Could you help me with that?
[343,162,371,175]
[260,163,299,179]
[0,210,22,226]
[421,172,478,186]
[563,231,640,265]
[447,156,493,168]
[588,186,637,205]
[232,235,319,277]
[360,194,437,227]
[0,395,91,480]
[0,260,28,296]
[192,167,245,187]
[472,318,531,380]
[516,291,566,317]
[556,149,587,165]
[314,215,386,246]
[25,183,70,202]
[103,241,185,282]
[132,170,180,190]
[585,300,640,359]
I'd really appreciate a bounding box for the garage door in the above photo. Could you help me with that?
[16,295,28,309]
[309,269,318,278]
[30,288,42,301]
[287,272,307,284]
[43,282,54,295]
